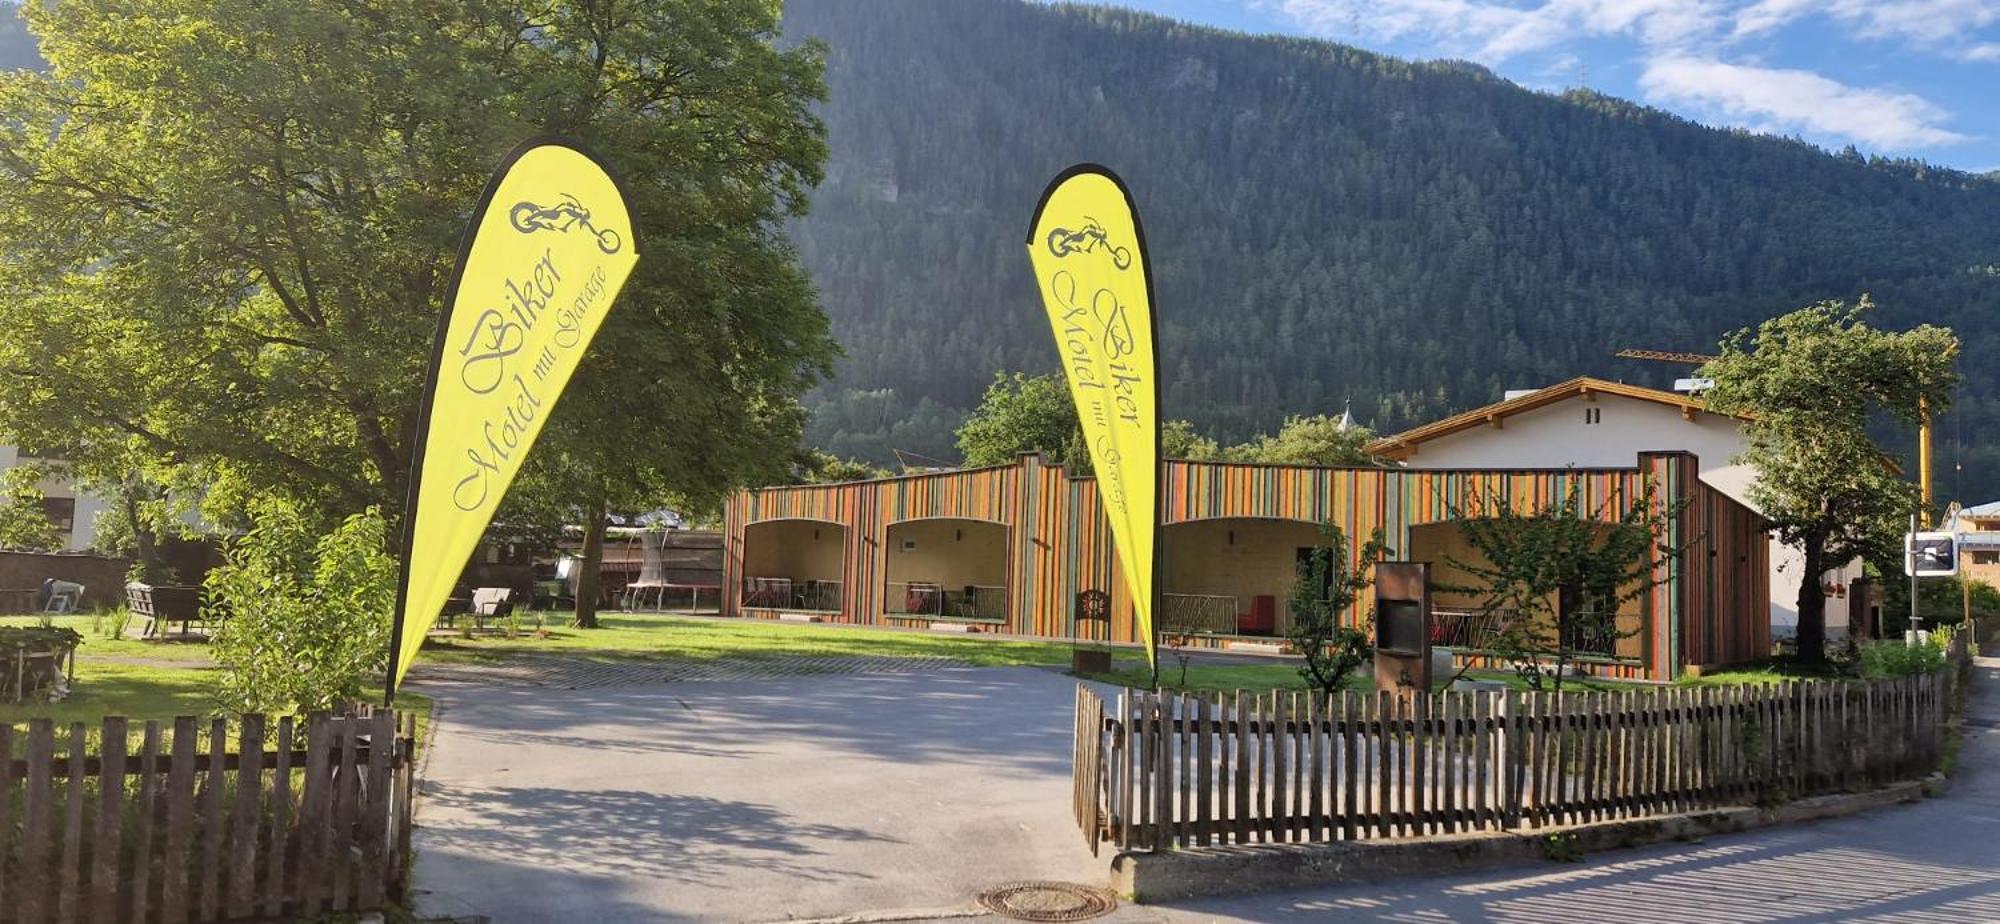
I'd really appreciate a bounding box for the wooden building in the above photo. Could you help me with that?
[724,452,1768,682]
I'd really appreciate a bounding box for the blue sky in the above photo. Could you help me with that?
[1089,0,2000,173]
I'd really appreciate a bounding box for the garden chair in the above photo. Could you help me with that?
[467,587,515,631]
[41,580,83,614]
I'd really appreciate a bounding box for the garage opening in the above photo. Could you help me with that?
[739,519,847,612]
[882,519,1008,624]
[1159,518,1328,638]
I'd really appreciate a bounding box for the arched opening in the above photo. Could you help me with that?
[882,519,1008,623]
[739,519,847,613]
[1159,517,1328,638]
[1405,520,1646,663]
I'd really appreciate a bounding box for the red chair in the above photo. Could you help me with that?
[1237,595,1277,635]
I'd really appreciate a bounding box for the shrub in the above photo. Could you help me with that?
[206,501,396,714]
[1858,634,1947,679]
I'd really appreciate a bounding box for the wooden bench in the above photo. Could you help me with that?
[128,583,207,639]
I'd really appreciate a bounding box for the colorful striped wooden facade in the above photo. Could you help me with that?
[724,452,1769,681]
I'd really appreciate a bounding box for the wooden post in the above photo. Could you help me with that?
[22,720,55,924]
[1196,694,1213,846]
[92,716,129,923]
[1235,690,1251,844]
[230,714,265,917]
[61,722,87,924]
[162,716,196,924]
[1306,692,1323,842]
[134,721,161,924]
[1341,690,1359,841]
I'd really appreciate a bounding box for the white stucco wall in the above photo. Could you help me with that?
[0,444,110,551]
[1398,392,1856,640]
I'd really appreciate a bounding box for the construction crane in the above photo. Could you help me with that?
[1616,346,1936,525]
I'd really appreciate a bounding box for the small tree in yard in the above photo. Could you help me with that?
[1701,298,1959,665]
[1287,523,1391,697]
[1448,479,1676,692]
[207,500,396,713]
[0,464,58,551]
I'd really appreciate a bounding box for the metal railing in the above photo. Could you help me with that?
[886,582,1007,620]
[740,576,843,612]
[1160,593,1239,635]
[1433,608,1621,658]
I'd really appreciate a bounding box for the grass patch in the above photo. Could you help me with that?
[0,613,433,745]
[418,612,1081,668]
[0,613,217,663]
[1676,657,1854,687]
[1079,658,1328,694]
[1079,659,1653,695]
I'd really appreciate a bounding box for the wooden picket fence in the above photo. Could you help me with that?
[1076,635,1967,853]
[0,709,416,923]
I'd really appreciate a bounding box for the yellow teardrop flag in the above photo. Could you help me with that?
[1025,165,1161,666]
[386,139,639,697]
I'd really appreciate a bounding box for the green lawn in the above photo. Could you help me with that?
[0,613,429,738]
[1677,658,1856,687]
[417,611,1083,668]
[1079,658,1656,695]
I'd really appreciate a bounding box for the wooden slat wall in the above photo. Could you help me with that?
[0,710,417,924]
[1076,660,1959,852]
[729,452,1770,680]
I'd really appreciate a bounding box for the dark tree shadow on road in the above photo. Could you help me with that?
[419,782,900,887]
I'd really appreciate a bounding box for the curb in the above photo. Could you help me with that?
[1109,781,1925,903]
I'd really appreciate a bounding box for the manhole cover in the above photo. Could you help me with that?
[976,881,1117,922]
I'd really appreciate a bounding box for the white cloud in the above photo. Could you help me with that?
[1639,54,1971,148]
[1829,0,2000,44]
[1731,0,1822,38]
[1260,0,1989,152]
[1268,0,1726,62]
[1269,0,2000,60]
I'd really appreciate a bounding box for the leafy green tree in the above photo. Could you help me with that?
[207,500,397,713]
[1287,522,1390,697]
[956,371,1219,471]
[957,373,1089,470]
[1447,479,1674,691]
[0,464,57,551]
[0,0,834,564]
[797,449,891,484]
[1701,299,1959,663]
[1225,414,1376,467]
[1162,419,1222,460]
[1876,571,1999,637]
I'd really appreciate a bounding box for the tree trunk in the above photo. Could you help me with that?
[573,499,607,629]
[1795,540,1829,665]
[122,487,164,581]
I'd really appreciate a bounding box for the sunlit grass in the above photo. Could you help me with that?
[415,611,1081,668]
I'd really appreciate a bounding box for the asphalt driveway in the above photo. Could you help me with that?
[410,664,1103,922]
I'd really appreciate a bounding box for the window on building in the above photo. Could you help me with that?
[39,496,75,538]
[1973,551,1998,565]
[1582,407,1602,425]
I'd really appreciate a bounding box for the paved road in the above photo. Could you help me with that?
[412,656,1998,923]
[1116,657,2000,922]
[410,663,1102,923]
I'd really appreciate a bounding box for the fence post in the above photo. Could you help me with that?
[1499,692,1519,829]
[92,716,129,923]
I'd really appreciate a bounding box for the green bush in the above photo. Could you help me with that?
[206,501,396,714]
[1858,633,1948,679]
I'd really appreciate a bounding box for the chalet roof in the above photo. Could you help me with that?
[1365,377,1743,461]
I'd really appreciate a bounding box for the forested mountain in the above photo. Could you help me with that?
[785,0,2000,499]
